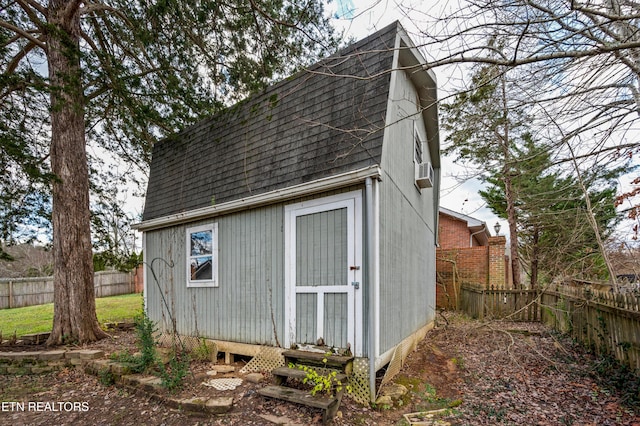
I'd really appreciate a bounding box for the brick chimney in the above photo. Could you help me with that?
[488,236,506,289]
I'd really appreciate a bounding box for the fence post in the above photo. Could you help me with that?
[8,281,12,309]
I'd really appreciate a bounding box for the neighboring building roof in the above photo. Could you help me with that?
[142,22,403,222]
[439,206,492,246]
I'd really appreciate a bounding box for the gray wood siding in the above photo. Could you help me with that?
[378,68,437,354]
[144,186,363,347]
[296,208,348,287]
[145,203,285,346]
[324,292,349,348]
[296,293,317,344]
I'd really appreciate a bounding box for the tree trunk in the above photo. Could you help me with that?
[46,0,107,345]
[500,75,522,289]
[530,226,539,290]
[504,173,522,289]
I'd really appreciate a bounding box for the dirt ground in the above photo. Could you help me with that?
[1,312,639,425]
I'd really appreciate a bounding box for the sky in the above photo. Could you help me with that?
[124,0,638,245]
[114,0,504,256]
[329,0,506,234]
[118,0,638,249]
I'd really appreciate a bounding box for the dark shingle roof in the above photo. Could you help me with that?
[143,22,400,221]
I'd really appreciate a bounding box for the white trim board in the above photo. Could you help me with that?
[135,166,381,232]
[284,190,364,356]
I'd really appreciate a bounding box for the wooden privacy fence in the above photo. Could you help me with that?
[0,270,138,309]
[541,285,640,375]
[460,285,540,321]
[460,283,640,374]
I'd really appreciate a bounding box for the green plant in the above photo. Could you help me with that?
[590,352,640,409]
[290,354,352,396]
[422,383,438,402]
[98,368,116,386]
[158,350,190,392]
[110,349,136,363]
[191,338,213,362]
[109,349,146,374]
[451,356,465,370]
[134,309,158,370]
[108,309,158,374]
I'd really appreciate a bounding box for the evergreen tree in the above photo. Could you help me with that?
[442,63,529,287]
[480,136,623,286]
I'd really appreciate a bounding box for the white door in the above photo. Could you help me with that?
[284,191,363,355]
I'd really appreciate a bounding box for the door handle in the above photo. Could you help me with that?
[351,281,360,289]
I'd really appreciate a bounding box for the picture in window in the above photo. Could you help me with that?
[189,230,213,281]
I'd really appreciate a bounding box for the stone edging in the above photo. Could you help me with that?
[82,359,234,414]
[0,349,104,374]
[0,348,234,415]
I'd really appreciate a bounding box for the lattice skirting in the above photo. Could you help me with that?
[156,333,205,351]
[349,358,371,405]
[239,346,285,373]
[379,321,434,397]
[153,332,388,405]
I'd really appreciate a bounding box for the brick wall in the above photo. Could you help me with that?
[439,213,487,248]
[436,236,507,309]
[436,246,488,309]
[438,215,473,249]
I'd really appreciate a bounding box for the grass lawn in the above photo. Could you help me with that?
[0,293,143,338]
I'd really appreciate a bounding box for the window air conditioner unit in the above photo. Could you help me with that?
[416,162,434,188]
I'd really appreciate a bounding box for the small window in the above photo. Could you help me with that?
[414,129,423,165]
[186,223,218,287]
[413,126,431,190]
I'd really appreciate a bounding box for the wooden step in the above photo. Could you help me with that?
[283,350,354,373]
[258,385,338,424]
[258,385,337,409]
[271,366,347,386]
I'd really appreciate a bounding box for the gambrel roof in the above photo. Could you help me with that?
[142,23,402,222]
[141,22,440,227]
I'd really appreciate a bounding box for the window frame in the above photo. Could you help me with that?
[413,125,425,191]
[186,223,218,288]
[414,126,424,166]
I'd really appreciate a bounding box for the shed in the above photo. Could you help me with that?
[135,21,440,400]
